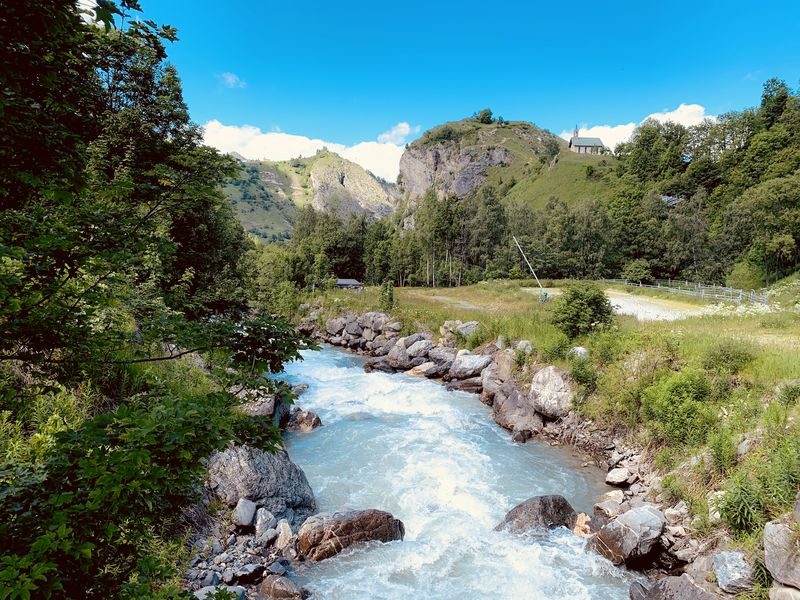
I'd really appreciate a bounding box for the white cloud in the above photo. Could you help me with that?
[560,103,715,152]
[378,122,420,145]
[219,72,247,89]
[202,120,413,181]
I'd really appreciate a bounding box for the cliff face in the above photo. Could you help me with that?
[398,120,564,201]
[309,155,398,219]
[223,152,398,239]
[399,143,512,199]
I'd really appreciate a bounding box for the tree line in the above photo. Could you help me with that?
[1,2,310,596]
[253,78,800,293]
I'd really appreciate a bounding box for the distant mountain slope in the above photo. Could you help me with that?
[222,151,398,240]
[398,117,616,209]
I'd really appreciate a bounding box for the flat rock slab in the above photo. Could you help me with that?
[713,550,753,594]
[298,509,405,561]
[765,520,800,589]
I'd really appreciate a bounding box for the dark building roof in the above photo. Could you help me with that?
[570,137,605,147]
[335,278,363,287]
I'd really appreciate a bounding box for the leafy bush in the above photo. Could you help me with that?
[641,369,715,447]
[621,259,653,283]
[551,283,614,338]
[0,392,278,598]
[569,356,598,401]
[702,340,754,374]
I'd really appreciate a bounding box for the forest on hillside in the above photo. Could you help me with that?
[251,79,800,300]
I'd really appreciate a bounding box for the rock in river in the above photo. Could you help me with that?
[588,504,665,566]
[298,509,405,561]
[495,494,578,533]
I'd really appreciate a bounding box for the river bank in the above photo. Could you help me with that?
[295,307,752,598]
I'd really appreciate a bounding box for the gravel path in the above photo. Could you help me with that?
[604,290,705,321]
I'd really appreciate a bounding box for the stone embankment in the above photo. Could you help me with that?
[299,308,795,598]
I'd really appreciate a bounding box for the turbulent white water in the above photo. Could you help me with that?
[280,346,634,599]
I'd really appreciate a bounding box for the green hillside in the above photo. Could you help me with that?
[503,149,618,208]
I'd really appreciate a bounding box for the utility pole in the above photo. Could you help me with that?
[512,235,548,302]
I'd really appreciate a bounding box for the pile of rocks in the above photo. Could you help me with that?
[186,442,406,598]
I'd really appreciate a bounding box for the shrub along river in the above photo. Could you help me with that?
[280,346,635,599]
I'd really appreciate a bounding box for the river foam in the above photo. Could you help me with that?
[281,346,634,599]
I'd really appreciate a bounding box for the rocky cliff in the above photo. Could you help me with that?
[222,151,398,239]
[308,152,398,219]
[398,119,564,201]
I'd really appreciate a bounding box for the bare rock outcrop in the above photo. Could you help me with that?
[206,445,315,528]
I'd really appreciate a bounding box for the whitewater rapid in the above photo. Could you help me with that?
[280,346,634,599]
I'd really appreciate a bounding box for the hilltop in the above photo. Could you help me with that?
[398,116,616,209]
[223,151,399,240]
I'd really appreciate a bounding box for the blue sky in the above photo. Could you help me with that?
[141,0,800,179]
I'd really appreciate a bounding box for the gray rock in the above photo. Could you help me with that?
[568,346,589,358]
[206,445,315,529]
[274,519,293,550]
[516,340,533,354]
[232,498,256,527]
[492,382,543,440]
[200,572,219,587]
[259,575,307,600]
[267,561,287,575]
[589,505,665,565]
[529,366,573,418]
[593,499,623,529]
[285,408,321,433]
[387,341,412,370]
[445,376,483,393]
[233,563,264,584]
[344,321,363,336]
[258,527,278,545]
[385,321,402,333]
[325,317,346,335]
[606,467,631,486]
[713,550,753,594]
[449,353,492,379]
[765,519,800,589]
[630,575,715,599]
[770,582,800,600]
[221,568,234,583]
[255,508,277,538]
[480,362,503,404]
[429,346,457,364]
[298,509,405,561]
[495,495,578,533]
[407,339,434,358]
[456,321,480,337]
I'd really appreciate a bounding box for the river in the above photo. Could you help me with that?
[280,346,634,599]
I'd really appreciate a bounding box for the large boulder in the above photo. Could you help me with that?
[297,509,405,561]
[713,550,753,594]
[480,362,503,405]
[492,382,543,441]
[259,575,308,600]
[589,505,665,566]
[325,317,346,336]
[765,519,800,589]
[206,445,315,528]
[495,495,577,533]
[387,341,412,370]
[629,575,716,600]
[429,346,457,364]
[449,353,492,380]
[529,366,574,418]
[285,408,321,433]
[407,339,433,358]
[232,498,257,527]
